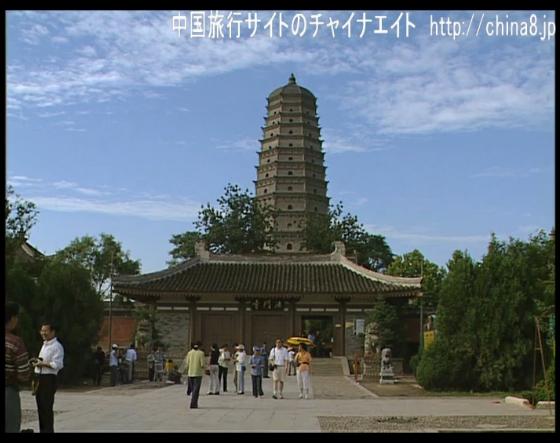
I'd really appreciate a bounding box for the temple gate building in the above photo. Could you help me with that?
[113,75,422,363]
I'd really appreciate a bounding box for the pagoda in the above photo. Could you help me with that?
[254,74,329,252]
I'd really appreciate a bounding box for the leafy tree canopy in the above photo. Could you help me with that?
[54,233,141,299]
[302,202,394,272]
[169,184,277,263]
[387,249,446,309]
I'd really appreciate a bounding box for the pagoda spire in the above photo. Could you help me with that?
[288,73,296,84]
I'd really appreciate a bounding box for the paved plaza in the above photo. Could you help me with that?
[18,359,554,432]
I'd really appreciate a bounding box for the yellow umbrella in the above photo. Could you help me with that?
[285,337,314,347]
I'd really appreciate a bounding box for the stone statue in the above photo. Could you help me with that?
[381,348,392,371]
[379,347,395,384]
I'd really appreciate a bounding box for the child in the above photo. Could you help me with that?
[164,359,174,379]
[250,346,265,398]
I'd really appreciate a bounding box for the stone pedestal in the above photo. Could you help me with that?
[379,367,395,384]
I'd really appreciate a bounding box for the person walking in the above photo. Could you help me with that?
[207,343,220,395]
[235,344,247,394]
[232,343,239,392]
[125,344,137,383]
[183,341,205,409]
[218,344,231,392]
[5,302,31,433]
[250,346,265,398]
[153,346,165,382]
[261,342,269,378]
[295,343,313,399]
[146,348,155,382]
[33,321,64,433]
[268,339,289,399]
[93,346,105,386]
[109,344,119,386]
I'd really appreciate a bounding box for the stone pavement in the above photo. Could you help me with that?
[19,359,554,432]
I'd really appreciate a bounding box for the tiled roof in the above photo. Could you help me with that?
[113,244,422,300]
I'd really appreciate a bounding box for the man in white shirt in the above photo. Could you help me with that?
[125,344,138,383]
[218,344,231,392]
[268,339,289,399]
[32,322,64,433]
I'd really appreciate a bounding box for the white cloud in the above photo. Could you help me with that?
[27,195,199,222]
[322,131,367,154]
[339,37,554,134]
[364,223,490,244]
[216,136,259,152]
[53,180,78,189]
[9,174,199,221]
[471,166,543,178]
[8,11,554,138]
[51,35,68,44]
[21,23,49,45]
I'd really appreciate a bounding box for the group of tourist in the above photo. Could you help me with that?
[5,299,316,431]
[107,343,138,386]
[181,338,313,409]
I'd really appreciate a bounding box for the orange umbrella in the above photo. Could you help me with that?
[285,337,314,347]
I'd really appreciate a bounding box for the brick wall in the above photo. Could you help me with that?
[154,310,190,361]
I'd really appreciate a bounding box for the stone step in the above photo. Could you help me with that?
[311,358,343,376]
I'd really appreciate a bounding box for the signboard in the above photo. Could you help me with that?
[355,319,365,335]
[423,330,436,350]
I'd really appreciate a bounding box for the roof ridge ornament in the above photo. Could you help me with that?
[194,240,210,261]
[331,241,346,261]
[288,73,296,84]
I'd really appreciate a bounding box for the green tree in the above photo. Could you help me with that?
[302,202,394,272]
[6,263,42,356]
[6,260,104,384]
[54,233,141,299]
[366,299,402,350]
[5,185,39,264]
[167,231,202,266]
[416,250,478,390]
[416,231,555,392]
[35,261,104,384]
[387,250,445,309]
[474,233,550,390]
[173,183,277,255]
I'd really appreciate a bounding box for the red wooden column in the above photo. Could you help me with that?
[289,297,300,337]
[235,297,246,345]
[335,296,351,357]
[185,295,200,344]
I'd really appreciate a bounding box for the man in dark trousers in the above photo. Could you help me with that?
[93,346,105,386]
[184,341,205,409]
[32,321,64,433]
[5,302,31,433]
[261,342,269,378]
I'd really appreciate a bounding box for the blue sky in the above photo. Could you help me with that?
[7,10,555,273]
